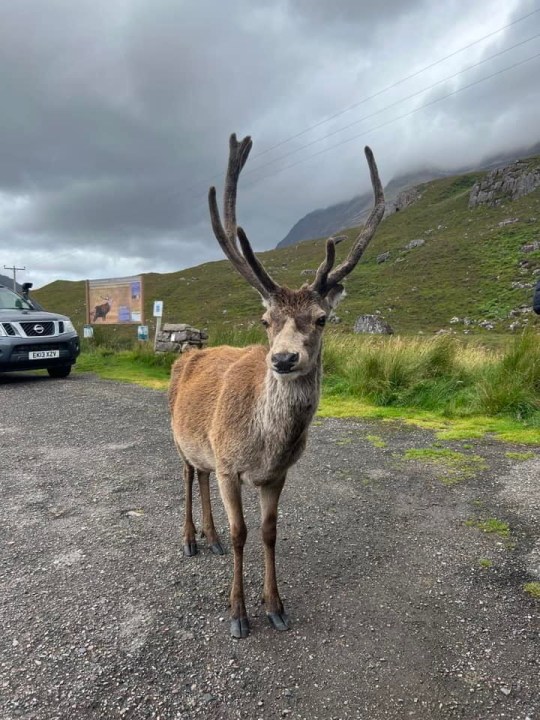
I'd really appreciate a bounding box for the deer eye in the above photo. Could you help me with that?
[316,316,327,327]
[261,318,270,328]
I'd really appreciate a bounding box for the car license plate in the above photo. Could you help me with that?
[29,350,60,360]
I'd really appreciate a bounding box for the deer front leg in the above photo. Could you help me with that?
[197,471,224,555]
[182,463,198,557]
[218,473,249,638]
[259,476,289,631]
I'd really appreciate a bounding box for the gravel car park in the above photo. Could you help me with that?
[0,284,80,377]
[1,375,539,720]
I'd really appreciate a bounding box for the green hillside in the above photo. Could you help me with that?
[33,164,540,342]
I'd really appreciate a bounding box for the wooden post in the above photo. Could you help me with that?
[85,280,90,324]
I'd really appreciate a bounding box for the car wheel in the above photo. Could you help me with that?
[47,365,72,378]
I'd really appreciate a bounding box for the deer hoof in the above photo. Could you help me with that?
[209,541,225,555]
[267,612,290,631]
[230,617,250,639]
[183,542,198,557]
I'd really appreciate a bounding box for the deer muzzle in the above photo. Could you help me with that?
[271,352,299,374]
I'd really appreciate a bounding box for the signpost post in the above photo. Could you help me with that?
[153,300,163,350]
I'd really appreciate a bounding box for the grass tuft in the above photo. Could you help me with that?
[465,517,510,538]
[523,582,540,599]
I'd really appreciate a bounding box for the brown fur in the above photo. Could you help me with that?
[169,291,331,637]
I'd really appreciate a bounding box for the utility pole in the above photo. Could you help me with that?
[3,265,26,292]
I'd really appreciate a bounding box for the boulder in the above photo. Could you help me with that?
[353,315,394,335]
[405,238,425,250]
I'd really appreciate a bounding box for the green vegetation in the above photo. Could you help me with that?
[76,345,175,390]
[74,329,540,444]
[478,558,493,568]
[505,451,536,461]
[320,332,540,443]
[33,163,540,340]
[465,517,510,538]
[366,434,387,448]
[523,582,540,599]
[32,161,540,440]
[403,447,487,485]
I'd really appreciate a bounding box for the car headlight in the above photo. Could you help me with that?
[63,320,76,333]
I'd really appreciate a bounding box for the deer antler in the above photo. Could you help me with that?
[209,134,279,298]
[310,147,385,296]
[310,235,347,295]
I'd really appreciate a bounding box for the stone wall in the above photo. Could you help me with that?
[155,323,208,353]
[469,160,540,208]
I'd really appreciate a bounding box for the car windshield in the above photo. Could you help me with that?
[0,286,33,310]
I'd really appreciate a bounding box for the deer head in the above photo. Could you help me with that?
[209,134,385,379]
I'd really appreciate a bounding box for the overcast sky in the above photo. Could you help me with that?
[0,0,539,289]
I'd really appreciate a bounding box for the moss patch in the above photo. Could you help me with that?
[478,558,493,568]
[523,582,540,599]
[505,451,536,461]
[318,396,540,445]
[465,517,510,539]
[366,434,387,448]
[403,447,487,485]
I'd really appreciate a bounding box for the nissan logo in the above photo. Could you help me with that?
[33,324,44,334]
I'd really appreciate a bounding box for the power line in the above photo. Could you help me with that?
[246,51,540,187]
[238,32,540,182]
[249,6,540,162]
[178,7,540,199]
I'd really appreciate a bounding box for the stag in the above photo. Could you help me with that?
[91,296,112,322]
[169,134,384,638]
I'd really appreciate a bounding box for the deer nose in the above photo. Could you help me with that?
[271,352,299,373]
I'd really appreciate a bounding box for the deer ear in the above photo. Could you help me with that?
[326,284,345,309]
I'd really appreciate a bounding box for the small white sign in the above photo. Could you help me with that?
[153,300,163,317]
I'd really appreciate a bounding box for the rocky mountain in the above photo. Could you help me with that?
[34,151,540,337]
[277,168,446,248]
[278,142,540,249]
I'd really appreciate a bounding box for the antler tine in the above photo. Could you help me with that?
[209,186,270,296]
[237,227,279,296]
[324,146,385,291]
[208,133,279,298]
[223,134,253,241]
[310,235,347,295]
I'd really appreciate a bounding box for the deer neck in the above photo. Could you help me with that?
[258,350,322,439]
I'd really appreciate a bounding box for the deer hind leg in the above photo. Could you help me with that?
[182,462,198,557]
[197,471,224,555]
[217,472,249,638]
[260,476,289,631]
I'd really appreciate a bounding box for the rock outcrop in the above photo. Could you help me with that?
[469,160,540,208]
[385,186,422,216]
[155,323,208,353]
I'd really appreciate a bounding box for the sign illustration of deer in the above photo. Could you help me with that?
[169,134,385,638]
[91,296,113,322]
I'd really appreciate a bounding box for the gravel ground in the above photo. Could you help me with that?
[1,372,539,720]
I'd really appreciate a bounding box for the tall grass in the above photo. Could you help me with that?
[78,329,540,427]
[322,331,540,425]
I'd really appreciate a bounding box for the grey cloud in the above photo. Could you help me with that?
[0,0,538,287]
